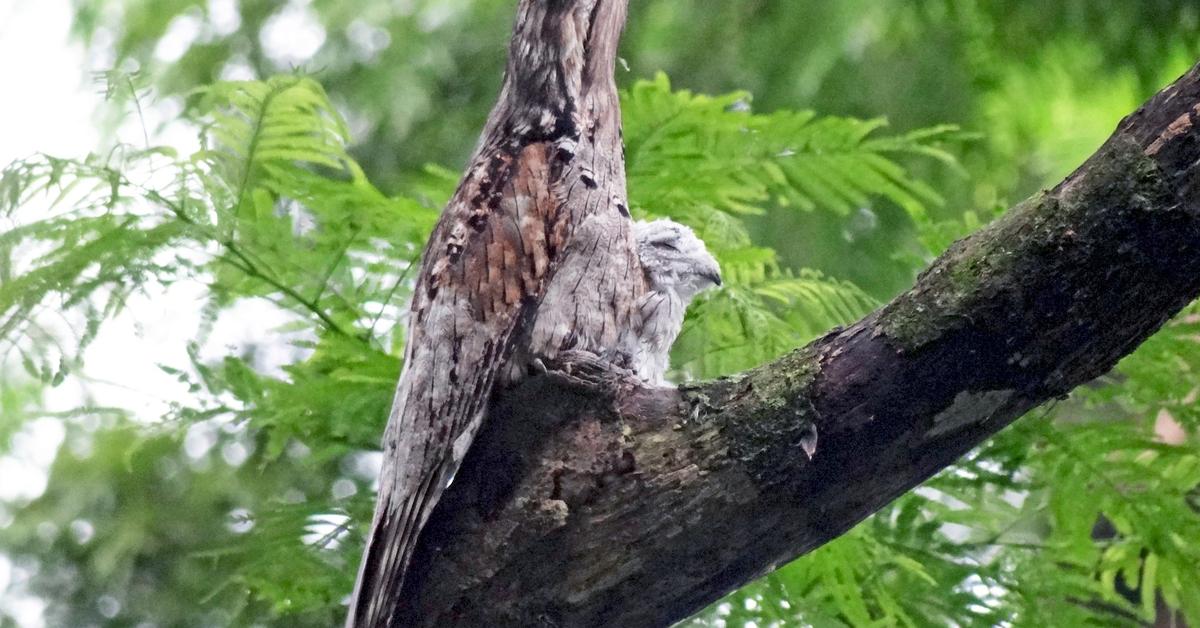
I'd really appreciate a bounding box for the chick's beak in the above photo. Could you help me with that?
[701,262,722,287]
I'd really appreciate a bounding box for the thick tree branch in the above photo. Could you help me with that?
[386,60,1200,626]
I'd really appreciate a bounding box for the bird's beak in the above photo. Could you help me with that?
[701,263,722,287]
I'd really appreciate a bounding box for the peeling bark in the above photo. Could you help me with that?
[383,57,1200,627]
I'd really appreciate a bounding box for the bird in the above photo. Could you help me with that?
[346,175,640,628]
[345,22,641,624]
[627,219,722,386]
[347,210,713,626]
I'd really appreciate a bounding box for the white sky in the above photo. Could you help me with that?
[0,1,100,163]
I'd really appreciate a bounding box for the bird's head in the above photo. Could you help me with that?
[634,219,722,300]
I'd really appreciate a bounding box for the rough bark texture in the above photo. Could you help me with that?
[389,55,1200,628]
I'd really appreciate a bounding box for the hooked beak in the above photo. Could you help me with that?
[705,270,723,287]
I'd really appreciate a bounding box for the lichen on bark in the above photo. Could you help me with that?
[705,347,822,489]
[877,133,1193,390]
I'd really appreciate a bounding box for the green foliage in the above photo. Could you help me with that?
[623,75,958,379]
[625,74,959,222]
[4,2,1200,625]
[0,70,959,624]
[1,74,426,626]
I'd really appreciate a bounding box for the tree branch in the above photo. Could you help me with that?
[389,61,1200,627]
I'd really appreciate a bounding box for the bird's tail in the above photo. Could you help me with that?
[345,456,450,628]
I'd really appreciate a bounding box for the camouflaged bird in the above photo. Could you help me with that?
[628,219,722,385]
[344,2,639,626]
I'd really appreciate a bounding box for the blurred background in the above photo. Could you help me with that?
[1,1,1199,626]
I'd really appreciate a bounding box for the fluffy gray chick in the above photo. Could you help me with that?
[630,219,722,386]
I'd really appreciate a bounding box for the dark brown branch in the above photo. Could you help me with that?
[387,62,1200,627]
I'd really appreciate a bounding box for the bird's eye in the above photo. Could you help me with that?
[652,240,679,252]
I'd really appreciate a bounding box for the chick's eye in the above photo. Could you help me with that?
[652,240,679,252]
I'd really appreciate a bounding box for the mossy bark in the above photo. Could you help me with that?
[388,50,1200,628]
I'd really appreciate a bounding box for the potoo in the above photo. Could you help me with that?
[344,2,639,627]
[628,219,722,385]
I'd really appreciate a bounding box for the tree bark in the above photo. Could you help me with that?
[386,5,1200,627]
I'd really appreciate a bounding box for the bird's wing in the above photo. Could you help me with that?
[345,3,636,623]
[345,141,568,627]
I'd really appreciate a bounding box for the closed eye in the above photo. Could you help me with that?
[652,240,679,252]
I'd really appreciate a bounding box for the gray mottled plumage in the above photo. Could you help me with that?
[628,219,721,386]
[345,3,637,626]
[503,210,642,384]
